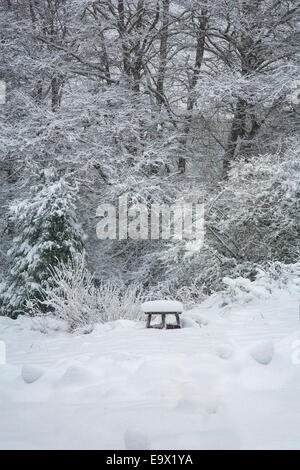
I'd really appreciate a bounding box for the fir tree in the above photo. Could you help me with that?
[0,169,84,318]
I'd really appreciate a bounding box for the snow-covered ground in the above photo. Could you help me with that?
[0,288,299,450]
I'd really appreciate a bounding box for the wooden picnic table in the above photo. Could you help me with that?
[141,301,183,330]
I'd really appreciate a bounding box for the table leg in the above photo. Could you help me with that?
[146,314,152,328]
[161,314,166,329]
[175,313,181,328]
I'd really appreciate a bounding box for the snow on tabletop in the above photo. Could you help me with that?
[141,300,183,313]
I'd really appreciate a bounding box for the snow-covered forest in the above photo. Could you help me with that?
[0,0,299,451]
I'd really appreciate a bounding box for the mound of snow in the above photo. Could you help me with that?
[141,300,183,313]
[217,344,235,360]
[124,428,150,450]
[56,365,95,388]
[181,317,200,328]
[249,341,274,365]
[22,365,44,384]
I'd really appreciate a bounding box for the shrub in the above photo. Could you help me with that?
[158,140,300,295]
[34,255,144,332]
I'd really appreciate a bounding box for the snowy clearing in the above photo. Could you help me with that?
[0,288,299,450]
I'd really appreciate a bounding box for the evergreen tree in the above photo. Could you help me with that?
[0,169,84,318]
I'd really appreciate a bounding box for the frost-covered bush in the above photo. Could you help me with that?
[160,242,254,297]
[35,255,144,333]
[219,144,300,264]
[0,169,84,318]
[222,261,300,305]
[34,255,100,332]
[158,141,300,296]
[96,283,144,324]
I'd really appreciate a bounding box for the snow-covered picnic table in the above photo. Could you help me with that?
[141,300,183,329]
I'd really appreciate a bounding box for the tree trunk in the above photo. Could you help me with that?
[179,8,208,174]
[156,0,170,108]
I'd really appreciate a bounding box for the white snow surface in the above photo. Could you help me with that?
[142,300,183,313]
[0,288,300,450]
[249,341,274,366]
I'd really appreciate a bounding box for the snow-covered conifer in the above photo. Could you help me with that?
[0,169,84,318]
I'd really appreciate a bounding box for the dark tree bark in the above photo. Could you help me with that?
[156,0,170,108]
[179,7,208,174]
